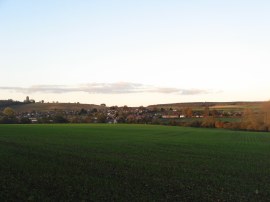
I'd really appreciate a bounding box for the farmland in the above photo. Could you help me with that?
[0,124,270,201]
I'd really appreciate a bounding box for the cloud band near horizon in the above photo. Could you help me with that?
[0,82,218,95]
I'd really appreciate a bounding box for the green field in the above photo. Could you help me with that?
[0,124,270,201]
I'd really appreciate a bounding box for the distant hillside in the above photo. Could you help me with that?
[0,100,23,110]
[148,101,263,110]
[1,100,265,113]
[2,102,102,113]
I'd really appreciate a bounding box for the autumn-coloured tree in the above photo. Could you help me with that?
[183,107,193,118]
[3,107,15,117]
[262,102,270,123]
[261,101,270,131]
[210,109,218,117]
[215,121,224,129]
[241,108,265,131]
[1,107,18,124]
[201,116,215,128]
[241,108,254,130]
[204,107,209,117]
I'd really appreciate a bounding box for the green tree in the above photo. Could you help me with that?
[20,117,31,124]
[79,108,87,115]
[97,113,107,123]
[53,115,69,123]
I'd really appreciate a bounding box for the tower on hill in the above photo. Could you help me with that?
[25,96,30,103]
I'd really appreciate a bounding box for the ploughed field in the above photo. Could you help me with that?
[0,124,270,201]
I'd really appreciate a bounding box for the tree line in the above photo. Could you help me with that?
[173,102,270,132]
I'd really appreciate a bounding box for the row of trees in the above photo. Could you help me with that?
[178,102,270,132]
[240,102,270,131]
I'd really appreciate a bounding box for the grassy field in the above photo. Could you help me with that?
[149,101,262,111]
[10,103,102,113]
[0,124,270,201]
[159,117,241,124]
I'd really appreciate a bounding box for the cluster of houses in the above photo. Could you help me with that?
[1,98,244,124]
[7,105,243,124]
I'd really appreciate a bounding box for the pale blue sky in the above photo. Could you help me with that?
[0,0,270,106]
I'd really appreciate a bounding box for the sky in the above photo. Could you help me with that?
[0,0,270,106]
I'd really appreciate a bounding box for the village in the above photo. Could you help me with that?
[0,97,243,127]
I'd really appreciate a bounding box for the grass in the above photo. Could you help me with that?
[0,124,270,201]
[11,102,101,112]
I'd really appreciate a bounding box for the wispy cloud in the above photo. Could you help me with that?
[0,82,218,95]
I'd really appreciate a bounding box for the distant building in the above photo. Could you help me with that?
[29,118,38,123]
[24,96,35,103]
[162,115,179,119]
[24,96,30,103]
